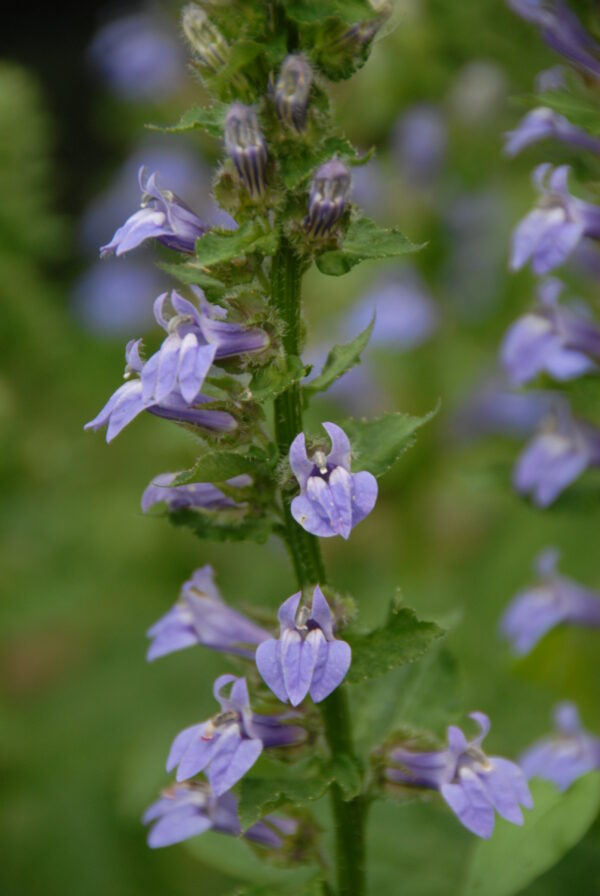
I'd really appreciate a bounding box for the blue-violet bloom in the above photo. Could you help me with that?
[513,401,600,507]
[141,472,251,514]
[256,586,351,706]
[100,166,209,257]
[519,703,600,791]
[289,422,377,540]
[144,781,296,848]
[146,565,270,661]
[166,674,305,795]
[501,277,600,385]
[304,159,352,237]
[386,712,533,839]
[510,164,600,275]
[508,0,600,79]
[500,548,600,655]
[504,107,600,157]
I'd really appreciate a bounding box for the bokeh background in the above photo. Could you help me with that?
[2,1,600,894]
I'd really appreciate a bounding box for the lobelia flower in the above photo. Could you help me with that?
[166,675,305,795]
[146,564,270,661]
[508,0,600,79]
[142,288,269,404]
[141,472,251,514]
[304,159,352,237]
[386,712,533,839]
[393,104,447,186]
[501,277,600,385]
[289,422,377,540]
[500,548,600,655]
[504,107,600,158]
[519,703,600,791]
[224,103,268,199]
[256,586,351,707]
[100,167,209,258]
[451,377,554,441]
[144,781,296,848]
[513,401,600,507]
[510,164,600,275]
[84,339,236,443]
[535,65,567,92]
[274,55,313,133]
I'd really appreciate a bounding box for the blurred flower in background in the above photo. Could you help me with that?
[520,703,600,791]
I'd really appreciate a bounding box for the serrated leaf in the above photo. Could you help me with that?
[157,260,225,293]
[284,0,375,26]
[195,220,278,268]
[246,355,309,403]
[341,405,438,478]
[535,89,600,136]
[147,103,227,137]
[169,507,274,543]
[345,601,444,684]
[316,216,421,276]
[279,136,364,190]
[173,446,275,485]
[463,774,600,896]
[304,315,374,399]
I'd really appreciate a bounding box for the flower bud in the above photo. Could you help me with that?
[225,103,268,198]
[304,159,351,237]
[181,3,228,73]
[274,55,312,133]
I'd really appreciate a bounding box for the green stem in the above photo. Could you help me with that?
[270,236,366,896]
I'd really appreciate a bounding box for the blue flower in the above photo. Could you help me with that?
[500,548,600,655]
[510,165,600,275]
[100,167,209,257]
[508,0,600,79]
[256,586,351,706]
[166,675,305,795]
[289,422,377,540]
[520,703,600,791]
[504,108,600,158]
[386,713,533,839]
[146,565,270,661]
[501,278,600,385]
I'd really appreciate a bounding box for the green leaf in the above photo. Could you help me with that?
[231,881,323,896]
[284,0,375,26]
[246,355,309,403]
[463,774,600,896]
[172,445,276,485]
[316,216,421,276]
[535,88,600,136]
[147,103,227,138]
[345,599,444,684]
[341,405,438,478]
[169,507,274,543]
[157,260,225,294]
[304,315,374,398]
[279,136,366,190]
[195,220,278,269]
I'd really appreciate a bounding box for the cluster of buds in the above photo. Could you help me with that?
[181,3,229,74]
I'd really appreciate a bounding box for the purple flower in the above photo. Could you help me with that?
[144,782,295,849]
[167,675,305,795]
[100,167,209,258]
[535,65,567,92]
[500,548,600,655]
[508,1,600,79]
[519,703,600,791]
[392,104,447,186]
[84,339,236,443]
[141,472,251,514]
[146,565,270,661]
[513,401,600,507]
[274,55,312,133]
[304,159,352,238]
[451,377,554,440]
[224,103,268,199]
[501,278,600,385]
[256,586,351,706]
[504,107,600,157]
[289,422,377,540]
[142,289,268,404]
[386,712,533,839]
[510,164,600,275]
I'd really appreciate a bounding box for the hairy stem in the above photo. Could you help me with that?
[270,236,366,896]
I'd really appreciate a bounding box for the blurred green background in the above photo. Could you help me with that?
[2,1,600,894]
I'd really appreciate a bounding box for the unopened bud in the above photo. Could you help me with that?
[304,159,351,237]
[225,103,268,199]
[181,4,228,73]
[274,55,313,133]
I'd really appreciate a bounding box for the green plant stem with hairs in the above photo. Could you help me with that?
[270,235,366,896]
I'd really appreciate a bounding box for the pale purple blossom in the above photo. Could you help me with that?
[501,278,600,385]
[256,586,351,706]
[289,422,377,540]
[166,675,305,795]
[100,167,209,258]
[393,104,447,185]
[386,712,533,839]
[535,65,567,92]
[519,703,600,791]
[84,339,236,443]
[504,107,600,157]
[304,159,352,237]
[451,377,554,440]
[144,782,295,849]
[510,164,600,275]
[141,472,251,514]
[508,0,600,79]
[513,401,600,506]
[146,565,270,661]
